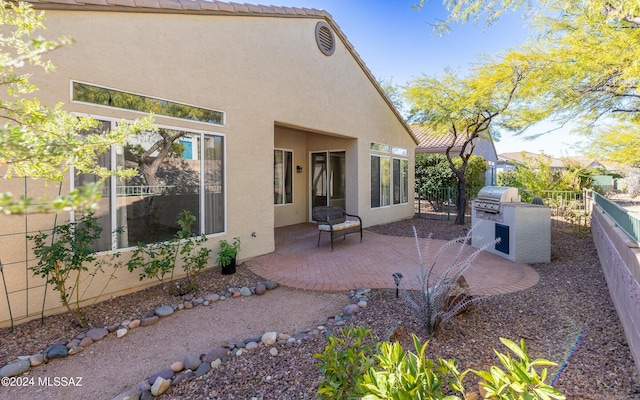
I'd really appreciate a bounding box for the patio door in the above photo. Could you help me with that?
[311,151,346,211]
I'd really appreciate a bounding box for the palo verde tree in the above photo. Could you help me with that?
[418,0,640,168]
[0,1,153,214]
[405,61,526,224]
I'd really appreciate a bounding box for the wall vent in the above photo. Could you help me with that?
[315,21,335,56]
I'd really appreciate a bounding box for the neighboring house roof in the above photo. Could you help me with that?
[28,0,419,145]
[412,125,469,154]
[498,151,565,169]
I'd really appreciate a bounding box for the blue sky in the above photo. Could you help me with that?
[272,0,584,157]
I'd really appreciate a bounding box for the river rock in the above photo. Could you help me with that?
[261,332,277,346]
[117,328,128,338]
[170,361,183,373]
[86,327,109,341]
[183,354,201,371]
[239,287,252,296]
[204,293,219,302]
[141,316,159,327]
[0,359,31,377]
[343,304,360,316]
[194,362,211,377]
[255,283,267,295]
[128,319,141,329]
[263,280,278,290]
[147,369,174,386]
[29,353,45,367]
[155,305,174,317]
[202,347,228,363]
[47,345,69,360]
[150,377,170,396]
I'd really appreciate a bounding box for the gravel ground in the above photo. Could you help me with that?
[2,218,640,399]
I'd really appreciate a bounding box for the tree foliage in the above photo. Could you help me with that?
[0,1,154,214]
[415,153,487,194]
[405,62,525,223]
[418,0,640,167]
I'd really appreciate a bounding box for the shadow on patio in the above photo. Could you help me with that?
[245,223,539,295]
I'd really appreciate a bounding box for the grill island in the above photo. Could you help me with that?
[471,186,550,264]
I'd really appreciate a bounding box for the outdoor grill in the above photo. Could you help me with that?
[471,186,550,264]
[473,186,520,214]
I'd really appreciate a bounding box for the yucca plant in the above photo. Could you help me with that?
[402,225,496,336]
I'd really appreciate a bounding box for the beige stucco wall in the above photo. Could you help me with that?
[0,7,415,327]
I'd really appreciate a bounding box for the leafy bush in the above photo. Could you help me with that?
[315,328,566,400]
[314,326,377,399]
[28,213,122,327]
[127,210,211,295]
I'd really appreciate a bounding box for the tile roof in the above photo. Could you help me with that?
[26,0,418,144]
[498,151,565,169]
[412,124,469,153]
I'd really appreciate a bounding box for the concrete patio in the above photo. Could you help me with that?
[245,223,539,295]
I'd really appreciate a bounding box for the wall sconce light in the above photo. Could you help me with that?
[296,165,303,174]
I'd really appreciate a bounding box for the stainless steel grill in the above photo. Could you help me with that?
[473,186,520,214]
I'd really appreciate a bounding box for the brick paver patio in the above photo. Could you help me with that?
[246,223,539,295]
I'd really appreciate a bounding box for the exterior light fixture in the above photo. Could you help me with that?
[392,272,403,298]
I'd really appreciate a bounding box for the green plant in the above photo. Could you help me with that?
[361,334,463,399]
[28,213,122,327]
[402,227,491,336]
[216,237,241,267]
[127,210,211,295]
[314,326,378,399]
[472,338,566,400]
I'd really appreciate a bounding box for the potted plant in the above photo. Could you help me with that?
[217,237,241,275]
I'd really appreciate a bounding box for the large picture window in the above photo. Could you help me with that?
[371,142,409,208]
[274,149,293,205]
[75,119,225,251]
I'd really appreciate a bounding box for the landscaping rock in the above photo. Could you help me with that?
[263,280,278,290]
[0,359,31,377]
[140,316,159,327]
[194,362,211,377]
[170,361,183,373]
[255,283,267,295]
[204,293,219,302]
[239,287,252,296]
[29,353,44,367]
[117,328,128,338]
[261,332,277,346]
[147,369,174,386]
[111,387,142,400]
[128,319,141,329]
[47,345,69,360]
[155,305,174,317]
[150,377,171,396]
[86,327,109,341]
[79,337,94,347]
[202,347,228,363]
[183,354,201,371]
[343,304,360,316]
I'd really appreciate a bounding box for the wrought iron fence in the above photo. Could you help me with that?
[414,186,482,222]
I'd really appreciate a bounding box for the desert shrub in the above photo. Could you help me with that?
[29,213,122,327]
[127,210,211,295]
[314,326,378,399]
[401,227,492,336]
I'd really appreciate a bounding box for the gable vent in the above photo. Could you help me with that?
[315,21,335,56]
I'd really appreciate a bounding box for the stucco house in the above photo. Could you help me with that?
[0,0,417,326]
[412,124,497,186]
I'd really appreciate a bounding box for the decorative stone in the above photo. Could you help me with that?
[86,328,109,341]
[263,280,278,290]
[128,319,141,329]
[47,345,69,359]
[78,337,93,348]
[176,303,184,310]
[170,361,183,372]
[255,283,267,295]
[183,301,193,309]
[232,291,242,298]
[202,347,228,363]
[204,293,219,302]
[68,346,84,355]
[117,328,128,338]
[210,359,222,369]
[239,287,252,296]
[147,369,174,386]
[245,342,259,350]
[107,323,120,333]
[343,304,361,316]
[183,354,201,371]
[0,360,31,377]
[194,362,211,377]
[269,347,279,356]
[29,353,44,367]
[183,294,193,302]
[141,316,159,327]
[155,305,174,317]
[261,332,277,346]
[357,300,368,308]
[111,387,142,400]
[150,377,171,396]
[66,339,80,349]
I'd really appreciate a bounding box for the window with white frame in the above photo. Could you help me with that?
[274,149,293,205]
[74,119,225,251]
[371,143,409,208]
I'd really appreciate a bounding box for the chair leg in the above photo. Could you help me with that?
[317,231,321,247]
